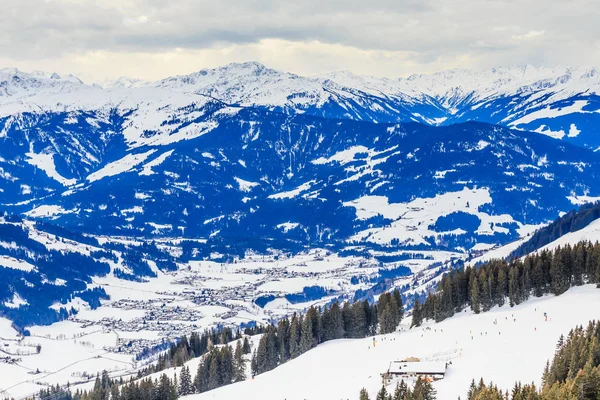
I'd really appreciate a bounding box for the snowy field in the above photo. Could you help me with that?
[2,222,596,399]
[1,248,422,399]
[182,285,600,400]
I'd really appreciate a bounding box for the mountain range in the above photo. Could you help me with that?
[1,62,600,327]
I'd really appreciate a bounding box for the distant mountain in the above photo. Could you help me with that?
[3,62,600,145]
[1,62,600,328]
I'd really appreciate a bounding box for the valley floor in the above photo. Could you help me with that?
[183,285,600,400]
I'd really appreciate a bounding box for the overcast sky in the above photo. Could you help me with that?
[2,0,598,82]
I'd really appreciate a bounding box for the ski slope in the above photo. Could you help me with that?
[469,216,600,266]
[182,285,600,400]
[538,218,600,252]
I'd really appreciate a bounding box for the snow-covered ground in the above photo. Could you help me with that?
[539,218,600,252]
[3,212,598,399]
[344,187,535,246]
[0,250,383,398]
[469,216,600,266]
[182,285,600,400]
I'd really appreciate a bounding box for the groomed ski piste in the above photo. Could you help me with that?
[174,285,599,400]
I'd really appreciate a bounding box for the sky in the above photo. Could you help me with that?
[1,0,599,83]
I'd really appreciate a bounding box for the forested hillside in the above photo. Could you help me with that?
[512,202,600,257]
[413,241,600,326]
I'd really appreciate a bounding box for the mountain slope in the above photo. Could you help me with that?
[181,285,600,400]
[8,116,600,254]
[0,215,177,330]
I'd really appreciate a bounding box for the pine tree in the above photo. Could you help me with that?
[179,365,193,396]
[242,336,251,354]
[376,385,388,400]
[508,267,519,307]
[413,377,437,399]
[323,302,344,341]
[208,353,220,390]
[359,388,371,400]
[470,274,480,314]
[234,340,246,382]
[250,350,258,377]
[393,380,408,400]
[411,298,423,328]
[496,267,507,307]
[299,313,314,353]
[289,313,301,358]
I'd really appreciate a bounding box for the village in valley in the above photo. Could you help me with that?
[0,245,460,398]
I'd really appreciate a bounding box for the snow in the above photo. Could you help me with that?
[467,237,529,266]
[538,218,600,252]
[0,317,18,338]
[183,285,600,400]
[147,222,173,234]
[509,100,593,127]
[312,145,370,165]
[0,255,36,272]
[139,150,174,176]
[3,293,28,309]
[87,150,157,182]
[24,205,72,219]
[257,277,343,294]
[25,151,77,186]
[268,180,315,199]
[387,361,447,375]
[233,177,260,192]
[533,124,565,140]
[49,297,90,312]
[568,123,581,138]
[276,222,300,233]
[567,194,600,205]
[344,187,518,246]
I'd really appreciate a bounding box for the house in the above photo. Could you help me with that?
[382,360,447,384]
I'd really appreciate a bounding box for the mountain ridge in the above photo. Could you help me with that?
[2,61,599,149]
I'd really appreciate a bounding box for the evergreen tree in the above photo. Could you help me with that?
[178,365,193,396]
[299,313,314,353]
[208,353,220,390]
[470,274,480,314]
[376,385,389,400]
[411,298,423,328]
[413,377,437,399]
[242,336,251,354]
[250,350,258,377]
[496,267,507,307]
[359,388,371,400]
[289,313,301,358]
[234,340,246,382]
[323,302,344,341]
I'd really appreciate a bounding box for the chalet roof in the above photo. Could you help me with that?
[387,361,447,375]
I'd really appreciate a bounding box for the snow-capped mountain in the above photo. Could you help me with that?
[1,62,600,330]
[1,63,600,244]
[3,62,599,147]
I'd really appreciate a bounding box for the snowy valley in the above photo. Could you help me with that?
[1,62,600,400]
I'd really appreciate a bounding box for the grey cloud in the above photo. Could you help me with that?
[1,0,599,75]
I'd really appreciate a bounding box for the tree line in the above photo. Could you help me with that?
[463,319,600,399]
[511,202,600,257]
[358,378,437,400]
[5,289,405,400]
[250,290,404,376]
[412,241,600,327]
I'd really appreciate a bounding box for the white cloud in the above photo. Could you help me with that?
[512,30,546,41]
[1,0,598,81]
